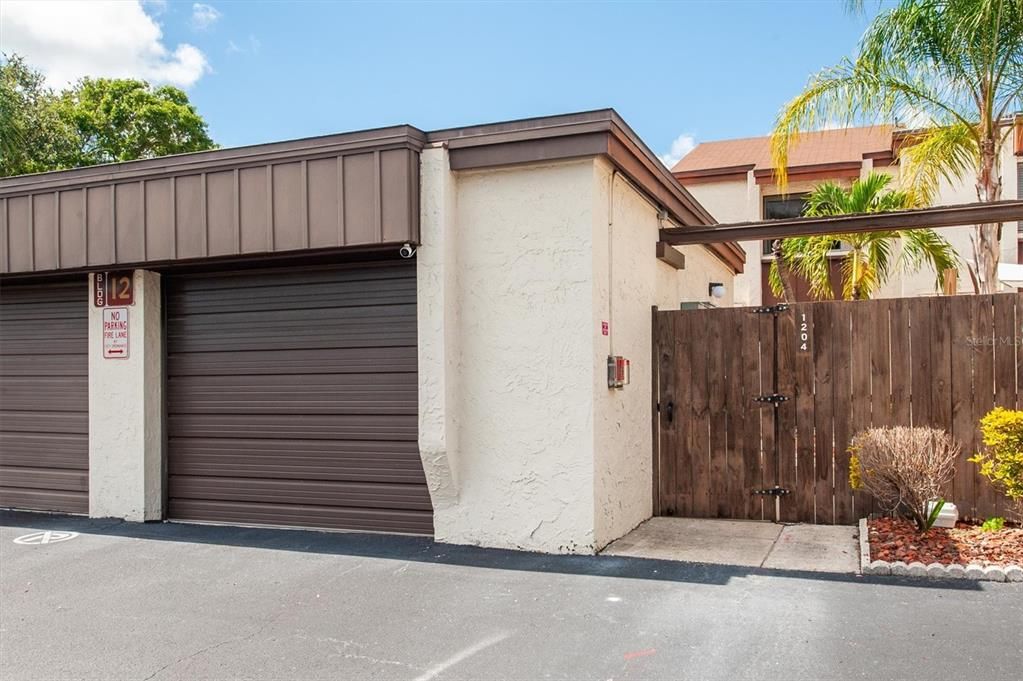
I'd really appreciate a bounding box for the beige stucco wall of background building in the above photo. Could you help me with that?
[418,148,737,554]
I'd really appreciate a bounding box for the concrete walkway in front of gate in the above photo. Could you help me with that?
[602,517,860,573]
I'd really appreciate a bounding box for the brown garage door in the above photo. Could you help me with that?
[165,262,432,534]
[0,279,89,513]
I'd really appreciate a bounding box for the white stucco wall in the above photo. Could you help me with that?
[88,269,162,521]
[418,151,738,553]
[419,153,599,552]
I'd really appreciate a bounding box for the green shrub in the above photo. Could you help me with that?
[980,517,1005,532]
[970,408,1023,521]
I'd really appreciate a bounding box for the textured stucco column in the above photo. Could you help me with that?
[417,144,462,525]
[88,269,163,521]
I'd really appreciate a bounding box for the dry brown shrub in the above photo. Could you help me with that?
[849,426,958,531]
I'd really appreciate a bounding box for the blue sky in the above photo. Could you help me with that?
[3,1,880,165]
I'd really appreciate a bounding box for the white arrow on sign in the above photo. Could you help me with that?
[13,531,79,545]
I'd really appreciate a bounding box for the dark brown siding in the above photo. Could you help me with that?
[0,128,423,275]
[165,262,432,534]
[0,279,89,513]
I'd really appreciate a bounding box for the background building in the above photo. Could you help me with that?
[673,122,1023,305]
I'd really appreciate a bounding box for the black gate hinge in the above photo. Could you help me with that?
[754,394,789,404]
[752,304,789,314]
[752,486,791,496]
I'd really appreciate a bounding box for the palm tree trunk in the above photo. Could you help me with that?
[973,136,1002,294]
[772,239,796,303]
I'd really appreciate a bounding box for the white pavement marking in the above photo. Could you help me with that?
[412,631,510,681]
[13,531,79,545]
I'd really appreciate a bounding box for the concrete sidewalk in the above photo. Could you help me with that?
[602,518,860,573]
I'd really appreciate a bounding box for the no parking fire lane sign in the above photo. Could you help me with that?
[103,307,129,359]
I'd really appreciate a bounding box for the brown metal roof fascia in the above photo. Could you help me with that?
[673,164,755,185]
[0,125,427,196]
[753,160,863,186]
[659,200,1023,245]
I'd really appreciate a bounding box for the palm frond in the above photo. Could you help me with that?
[897,227,960,291]
[898,122,977,203]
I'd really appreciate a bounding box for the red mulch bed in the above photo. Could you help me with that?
[868,517,1023,567]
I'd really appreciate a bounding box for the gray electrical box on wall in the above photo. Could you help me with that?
[607,355,630,389]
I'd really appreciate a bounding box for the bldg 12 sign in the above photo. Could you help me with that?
[102,307,129,359]
[94,271,134,307]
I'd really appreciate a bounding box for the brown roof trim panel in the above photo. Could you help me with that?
[0,127,425,276]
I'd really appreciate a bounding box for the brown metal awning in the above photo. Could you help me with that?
[659,200,1023,245]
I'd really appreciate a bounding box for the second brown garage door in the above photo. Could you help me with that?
[165,262,432,534]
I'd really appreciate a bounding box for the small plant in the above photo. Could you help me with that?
[848,426,958,532]
[980,517,1006,532]
[970,407,1023,522]
[924,500,946,532]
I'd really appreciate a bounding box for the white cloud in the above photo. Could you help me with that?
[227,35,261,55]
[143,0,168,14]
[191,3,221,31]
[0,1,210,89]
[658,133,697,169]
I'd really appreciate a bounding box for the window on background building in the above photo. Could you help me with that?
[761,195,808,255]
[761,194,845,255]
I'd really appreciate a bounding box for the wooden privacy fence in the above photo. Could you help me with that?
[653,293,1021,525]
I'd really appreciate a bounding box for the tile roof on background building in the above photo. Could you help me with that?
[672,125,896,174]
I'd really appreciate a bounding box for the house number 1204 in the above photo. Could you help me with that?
[798,312,810,352]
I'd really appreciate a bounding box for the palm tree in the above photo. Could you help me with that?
[771,0,1023,293]
[768,173,959,300]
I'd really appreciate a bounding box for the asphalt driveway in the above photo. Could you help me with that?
[1,511,1020,681]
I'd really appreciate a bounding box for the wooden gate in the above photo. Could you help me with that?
[652,293,1021,525]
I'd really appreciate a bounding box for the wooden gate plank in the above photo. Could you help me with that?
[832,302,854,525]
[990,294,1017,518]
[674,312,695,517]
[742,310,764,520]
[972,295,998,519]
[813,302,836,524]
[792,302,817,522]
[775,307,799,522]
[869,300,893,428]
[688,311,711,517]
[928,297,954,502]
[889,298,912,427]
[849,301,874,520]
[757,310,777,518]
[651,308,661,517]
[723,309,747,519]
[949,296,976,518]
[657,311,680,516]
[707,310,729,518]
[910,297,935,429]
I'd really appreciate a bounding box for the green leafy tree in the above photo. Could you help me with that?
[769,172,959,300]
[1,55,215,177]
[771,0,1023,294]
[0,54,77,176]
[55,78,215,167]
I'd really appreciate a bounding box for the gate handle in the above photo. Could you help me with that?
[665,400,674,423]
